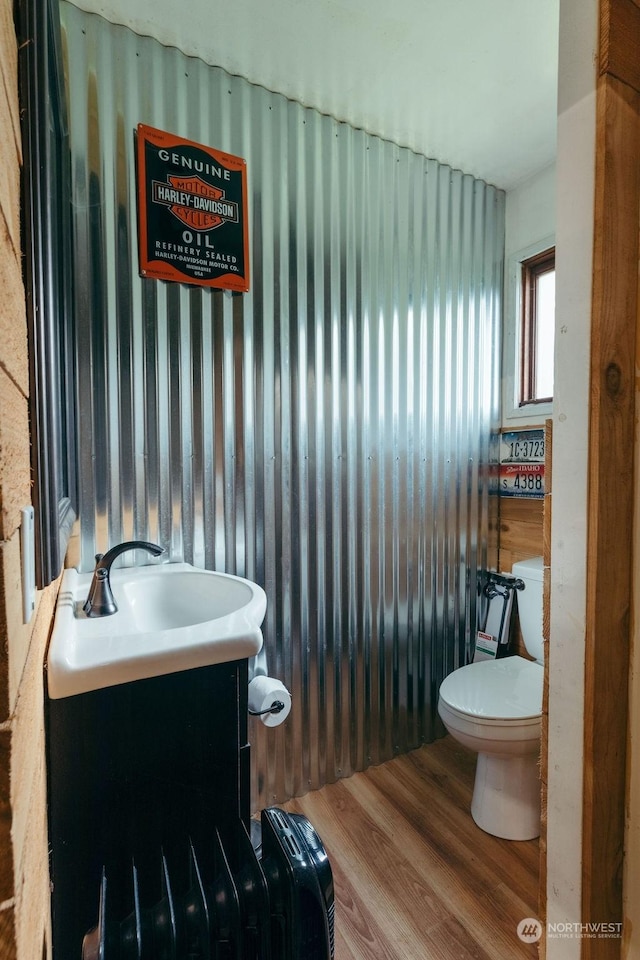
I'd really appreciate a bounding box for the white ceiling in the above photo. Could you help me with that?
[68,0,559,191]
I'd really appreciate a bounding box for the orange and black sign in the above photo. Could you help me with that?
[136,124,249,291]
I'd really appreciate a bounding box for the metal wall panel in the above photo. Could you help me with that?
[61,3,503,806]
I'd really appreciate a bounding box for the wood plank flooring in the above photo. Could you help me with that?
[285,736,540,960]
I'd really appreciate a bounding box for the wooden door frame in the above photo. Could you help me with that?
[582,2,640,956]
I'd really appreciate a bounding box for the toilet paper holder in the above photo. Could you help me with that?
[247,675,292,726]
[482,571,525,598]
[249,699,285,717]
[477,571,525,650]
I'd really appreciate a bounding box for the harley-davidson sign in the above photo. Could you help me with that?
[136,124,249,291]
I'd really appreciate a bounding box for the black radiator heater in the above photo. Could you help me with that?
[81,809,334,960]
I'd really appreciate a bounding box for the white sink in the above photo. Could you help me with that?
[47,562,267,699]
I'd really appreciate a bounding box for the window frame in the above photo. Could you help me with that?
[519,245,555,406]
[501,235,555,427]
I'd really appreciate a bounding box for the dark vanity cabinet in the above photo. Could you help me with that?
[46,659,250,958]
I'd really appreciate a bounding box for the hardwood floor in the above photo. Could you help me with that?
[285,736,540,960]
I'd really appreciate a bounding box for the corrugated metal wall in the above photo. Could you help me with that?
[62,3,503,806]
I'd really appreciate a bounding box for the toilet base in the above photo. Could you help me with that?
[471,751,540,841]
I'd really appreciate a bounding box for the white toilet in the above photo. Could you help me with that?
[437,556,544,841]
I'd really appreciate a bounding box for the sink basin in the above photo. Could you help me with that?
[47,562,267,699]
[121,571,256,632]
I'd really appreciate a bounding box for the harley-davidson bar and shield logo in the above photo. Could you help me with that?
[137,124,249,291]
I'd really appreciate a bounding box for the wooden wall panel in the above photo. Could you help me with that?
[0,534,34,720]
[600,0,640,94]
[0,112,20,255]
[498,491,544,661]
[538,419,552,960]
[0,2,60,958]
[0,369,31,547]
[0,2,21,952]
[0,227,29,396]
[0,908,16,960]
[596,7,640,960]
[0,728,14,904]
[499,497,545,574]
[0,1,20,153]
[13,733,50,960]
[582,58,640,958]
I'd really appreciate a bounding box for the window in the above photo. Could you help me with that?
[519,247,555,405]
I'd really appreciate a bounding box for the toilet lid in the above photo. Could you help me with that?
[439,656,543,720]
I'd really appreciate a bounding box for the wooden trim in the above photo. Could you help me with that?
[582,65,640,958]
[539,419,552,958]
[499,424,548,434]
[600,0,640,93]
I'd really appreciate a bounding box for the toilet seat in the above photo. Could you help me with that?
[439,655,543,722]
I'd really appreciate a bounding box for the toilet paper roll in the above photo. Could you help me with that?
[247,676,292,727]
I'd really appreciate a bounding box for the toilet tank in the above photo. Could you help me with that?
[512,556,544,663]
